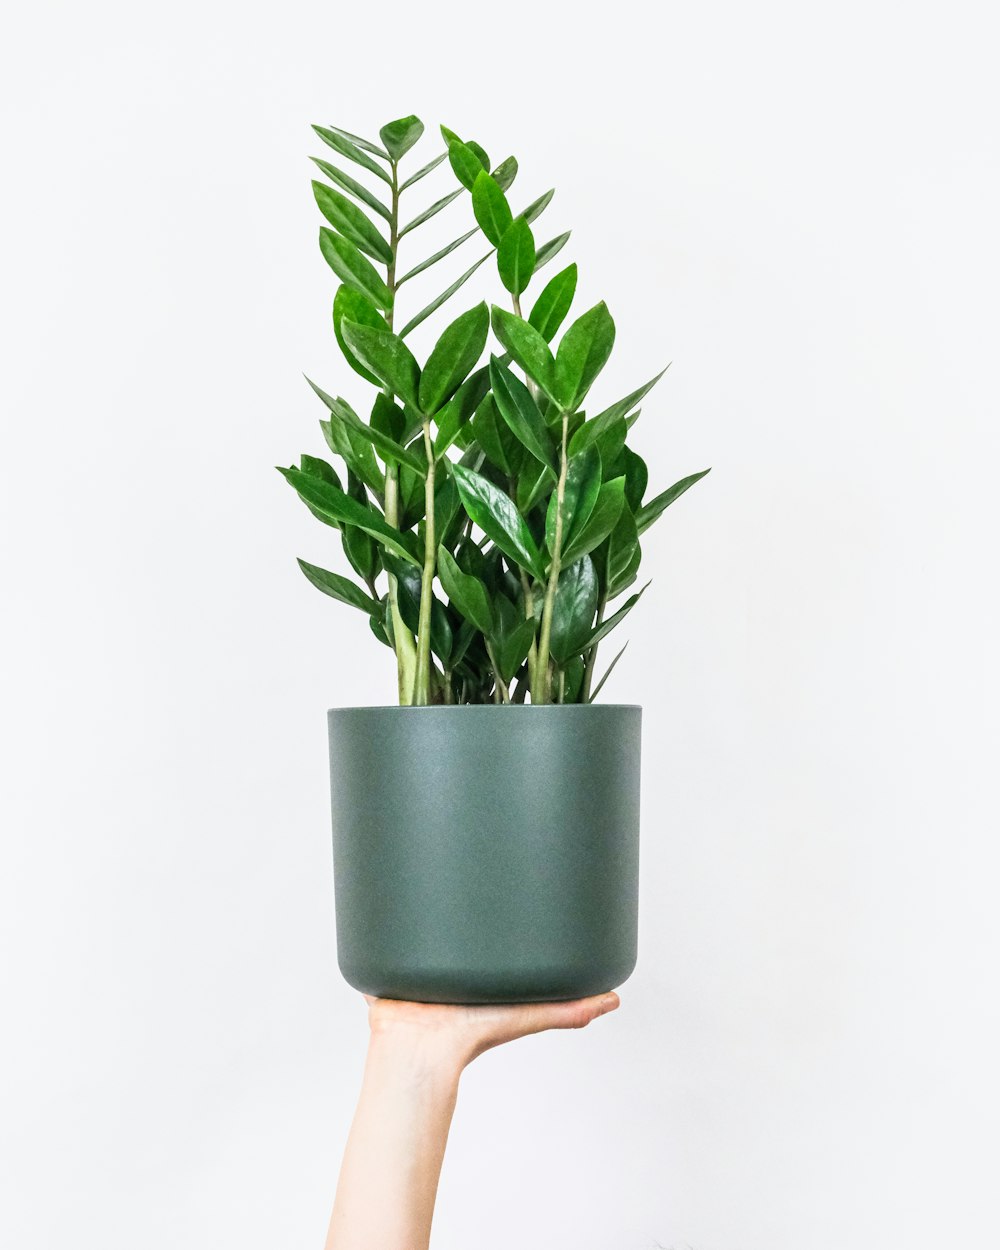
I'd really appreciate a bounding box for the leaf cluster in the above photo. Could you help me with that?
[281,115,710,704]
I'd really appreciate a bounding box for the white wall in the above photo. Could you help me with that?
[2,2,998,1247]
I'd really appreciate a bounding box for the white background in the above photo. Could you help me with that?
[2,1,999,1247]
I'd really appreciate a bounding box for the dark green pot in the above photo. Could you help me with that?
[327,704,641,1004]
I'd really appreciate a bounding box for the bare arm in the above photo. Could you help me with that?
[324,992,620,1250]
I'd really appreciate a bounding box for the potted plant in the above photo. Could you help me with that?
[280,114,709,1003]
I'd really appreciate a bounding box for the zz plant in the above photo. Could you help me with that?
[280,114,709,706]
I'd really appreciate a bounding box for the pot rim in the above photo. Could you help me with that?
[327,703,641,713]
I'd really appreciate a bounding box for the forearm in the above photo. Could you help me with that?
[324,1033,463,1250]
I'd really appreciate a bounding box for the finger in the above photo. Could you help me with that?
[499,991,620,1041]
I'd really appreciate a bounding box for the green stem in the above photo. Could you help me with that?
[534,412,569,704]
[382,160,417,703]
[580,591,607,702]
[413,419,436,704]
[485,641,510,704]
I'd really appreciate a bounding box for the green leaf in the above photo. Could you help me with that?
[521,189,554,224]
[379,115,424,160]
[296,559,379,615]
[341,473,380,586]
[419,302,489,415]
[636,468,711,534]
[434,472,463,546]
[332,286,386,386]
[466,140,491,171]
[622,447,648,513]
[299,454,340,487]
[516,461,551,514]
[400,152,447,192]
[490,306,557,400]
[471,394,514,475]
[591,367,669,426]
[399,252,492,339]
[578,583,649,651]
[433,365,490,457]
[319,229,392,311]
[549,557,600,664]
[323,125,389,161]
[339,322,421,409]
[308,380,385,495]
[310,381,425,473]
[313,182,393,264]
[528,263,577,342]
[370,391,405,442]
[492,157,518,191]
[438,546,493,634]
[589,642,628,702]
[489,356,556,473]
[279,467,420,565]
[382,553,453,663]
[312,124,392,185]
[605,506,640,596]
[548,445,601,554]
[471,171,513,247]
[311,158,391,222]
[553,301,616,411]
[398,188,463,238]
[451,464,546,581]
[397,228,478,286]
[448,139,485,191]
[560,476,626,565]
[497,217,536,296]
[493,598,537,683]
[535,231,570,271]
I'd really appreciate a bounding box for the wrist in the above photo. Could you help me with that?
[366,1026,468,1090]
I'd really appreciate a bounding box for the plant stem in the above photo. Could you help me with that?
[580,590,607,702]
[382,159,417,703]
[534,411,569,703]
[485,641,510,704]
[413,419,436,704]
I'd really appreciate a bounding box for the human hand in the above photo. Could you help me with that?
[364,990,620,1072]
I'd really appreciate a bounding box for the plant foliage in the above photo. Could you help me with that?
[280,114,710,705]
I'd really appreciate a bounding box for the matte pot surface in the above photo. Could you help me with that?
[327,704,641,1004]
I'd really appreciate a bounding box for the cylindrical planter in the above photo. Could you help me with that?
[327,704,641,1004]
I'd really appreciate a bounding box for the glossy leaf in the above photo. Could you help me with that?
[490,306,557,400]
[313,182,393,264]
[451,464,546,581]
[397,228,477,286]
[636,468,711,534]
[466,140,491,170]
[492,157,518,191]
[312,124,392,185]
[548,445,601,554]
[560,476,626,565]
[419,302,489,414]
[578,583,649,651]
[589,642,628,702]
[438,546,493,634]
[528,263,577,342]
[549,557,599,664]
[497,217,536,296]
[278,467,420,565]
[433,365,490,456]
[399,151,447,191]
[471,171,513,246]
[489,356,556,473]
[622,447,648,512]
[534,231,570,271]
[340,322,421,409]
[521,189,554,224]
[324,124,389,161]
[399,252,491,338]
[342,473,380,586]
[553,301,616,411]
[297,559,379,615]
[299,453,340,487]
[311,158,391,222]
[605,506,640,595]
[399,188,463,238]
[379,115,424,160]
[592,367,669,426]
[332,286,386,386]
[319,229,392,310]
[314,383,425,472]
[448,139,485,191]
